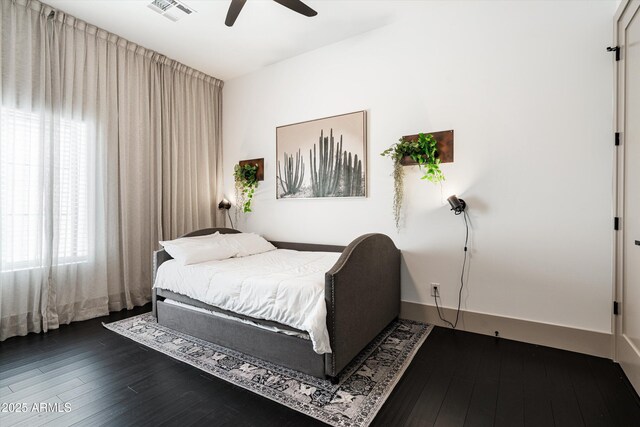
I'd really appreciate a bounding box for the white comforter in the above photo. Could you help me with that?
[153,249,341,354]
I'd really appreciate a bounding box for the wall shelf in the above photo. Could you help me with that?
[399,130,454,165]
[238,158,264,181]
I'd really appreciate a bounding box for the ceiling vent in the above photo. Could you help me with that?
[148,0,196,22]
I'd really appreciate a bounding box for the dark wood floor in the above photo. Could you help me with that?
[1,306,639,427]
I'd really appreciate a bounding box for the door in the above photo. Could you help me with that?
[615,0,640,394]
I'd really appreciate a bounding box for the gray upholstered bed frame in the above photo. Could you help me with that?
[151,228,400,381]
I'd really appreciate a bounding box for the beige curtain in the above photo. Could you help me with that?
[158,60,225,239]
[0,0,224,340]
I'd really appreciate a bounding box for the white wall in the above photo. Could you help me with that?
[223,1,617,334]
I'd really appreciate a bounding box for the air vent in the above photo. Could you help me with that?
[148,0,196,22]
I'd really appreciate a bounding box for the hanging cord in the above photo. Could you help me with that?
[434,209,469,329]
[227,210,235,229]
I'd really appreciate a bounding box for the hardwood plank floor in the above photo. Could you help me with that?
[1,305,639,426]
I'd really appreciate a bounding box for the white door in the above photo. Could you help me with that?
[615,0,640,394]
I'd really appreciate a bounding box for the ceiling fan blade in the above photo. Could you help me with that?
[225,0,247,27]
[272,0,318,17]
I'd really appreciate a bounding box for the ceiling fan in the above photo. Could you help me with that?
[225,0,317,27]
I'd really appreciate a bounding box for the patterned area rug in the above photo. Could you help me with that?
[104,314,432,427]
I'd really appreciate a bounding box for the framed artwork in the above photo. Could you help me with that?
[276,110,367,199]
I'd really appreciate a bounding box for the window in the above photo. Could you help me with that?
[0,107,89,272]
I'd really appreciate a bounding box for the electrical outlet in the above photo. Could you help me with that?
[430,283,440,297]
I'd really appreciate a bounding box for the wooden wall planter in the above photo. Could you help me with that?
[399,130,454,165]
[238,158,264,181]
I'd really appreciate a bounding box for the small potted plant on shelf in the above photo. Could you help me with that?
[381,132,445,230]
[234,163,259,214]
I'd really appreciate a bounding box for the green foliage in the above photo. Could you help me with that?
[381,133,445,183]
[381,133,445,230]
[234,163,259,213]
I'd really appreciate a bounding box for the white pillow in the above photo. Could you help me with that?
[220,233,276,257]
[160,233,237,265]
[160,232,220,246]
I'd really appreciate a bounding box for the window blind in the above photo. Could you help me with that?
[0,107,88,272]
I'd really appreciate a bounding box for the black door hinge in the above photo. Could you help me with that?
[607,46,620,61]
[613,301,620,315]
[615,132,620,146]
[614,217,620,230]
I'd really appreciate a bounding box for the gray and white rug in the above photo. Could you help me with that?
[104,314,432,427]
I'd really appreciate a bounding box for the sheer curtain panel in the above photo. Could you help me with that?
[0,0,224,340]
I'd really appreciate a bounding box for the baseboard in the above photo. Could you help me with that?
[400,301,612,359]
[617,334,640,394]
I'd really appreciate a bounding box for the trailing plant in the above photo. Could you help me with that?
[277,149,305,196]
[234,163,259,213]
[381,133,445,229]
[389,160,404,230]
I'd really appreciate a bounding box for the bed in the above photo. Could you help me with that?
[151,227,400,381]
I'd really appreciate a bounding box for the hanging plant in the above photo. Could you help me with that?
[381,133,445,229]
[234,163,259,213]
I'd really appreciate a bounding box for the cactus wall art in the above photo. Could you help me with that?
[276,111,366,199]
[277,149,305,196]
